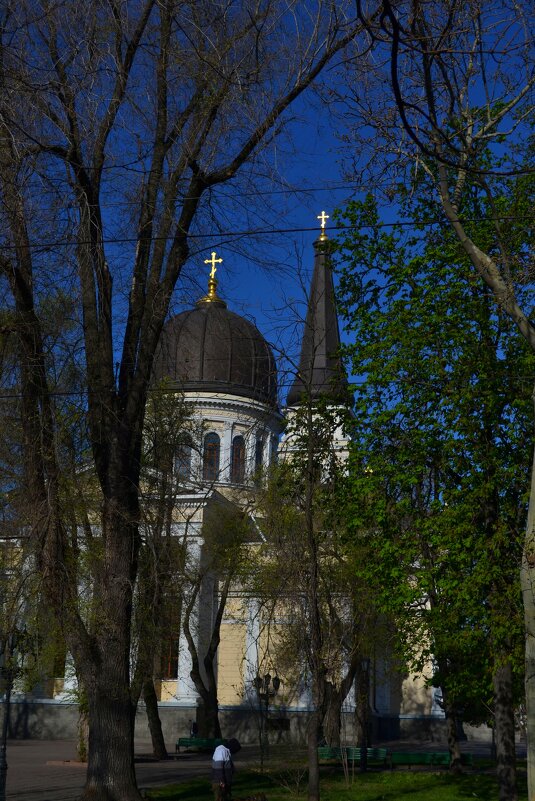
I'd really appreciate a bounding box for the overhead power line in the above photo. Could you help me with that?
[0,215,532,254]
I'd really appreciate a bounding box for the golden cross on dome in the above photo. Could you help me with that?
[204,251,223,279]
[317,210,329,239]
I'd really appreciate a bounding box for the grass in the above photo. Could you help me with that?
[145,764,528,801]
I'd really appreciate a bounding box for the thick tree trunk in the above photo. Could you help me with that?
[79,496,142,801]
[76,681,89,764]
[78,708,89,764]
[493,660,518,801]
[322,647,362,749]
[307,710,321,801]
[441,688,462,773]
[322,684,342,747]
[143,679,168,760]
[197,695,222,739]
[84,686,138,801]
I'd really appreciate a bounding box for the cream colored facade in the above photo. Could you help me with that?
[36,252,442,740]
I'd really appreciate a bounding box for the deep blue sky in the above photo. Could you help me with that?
[172,102,362,400]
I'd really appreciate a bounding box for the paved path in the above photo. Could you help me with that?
[5,739,216,801]
[3,736,522,801]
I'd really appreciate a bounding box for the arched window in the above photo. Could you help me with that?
[175,436,193,480]
[255,437,264,472]
[203,433,220,482]
[270,436,278,464]
[231,436,246,484]
[160,598,180,679]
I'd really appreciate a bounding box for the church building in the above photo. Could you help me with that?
[146,213,440,742]
[10,215,441,744]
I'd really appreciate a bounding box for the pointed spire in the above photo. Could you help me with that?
[286,217,348,407]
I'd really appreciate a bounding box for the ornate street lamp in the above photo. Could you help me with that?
[253,672,281,770]
[359,657,371,773]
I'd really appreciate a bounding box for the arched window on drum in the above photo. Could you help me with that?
[254,436,264,485]
[231,435,246,484]
[175,435,193,481]
[255,437,264,472]
[270,436,279,465]
[203,433,220,482]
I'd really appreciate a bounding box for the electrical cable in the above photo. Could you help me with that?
[0,215,532,253]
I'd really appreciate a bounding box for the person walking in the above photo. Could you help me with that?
[211,738,241,801]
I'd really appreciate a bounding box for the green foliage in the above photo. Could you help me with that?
[145,764,528,801]
[333,172,534,720]
[253,399,375,701]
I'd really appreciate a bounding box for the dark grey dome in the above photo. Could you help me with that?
[154,297,277,406]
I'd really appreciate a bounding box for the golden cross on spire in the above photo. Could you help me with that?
[317,210,329,240]
[204,251,223,280]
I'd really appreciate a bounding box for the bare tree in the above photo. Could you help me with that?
[181,502,253,738]
[131,383,196,759]
[338,1,533,798]
[0,2,362,799]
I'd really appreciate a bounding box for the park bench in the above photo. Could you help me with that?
[175,737,224,753]
[317,747,472,770]
[317,746,389,767]
[389,751,473,769]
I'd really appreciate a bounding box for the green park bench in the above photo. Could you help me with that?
[317,745,343,761]
[389,751,473,769]
[345,747,389,766]
[175,737,224,753]
[318,746,389,767]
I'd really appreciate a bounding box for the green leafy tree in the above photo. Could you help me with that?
[342,1,535,793]
[334,186,533,796]
[255,396,373,801]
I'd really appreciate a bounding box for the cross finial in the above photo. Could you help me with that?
[317,211,329,240]
[204,251,223,279]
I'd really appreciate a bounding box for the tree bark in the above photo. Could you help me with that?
[322,643,362,748]
[84,687,138,801]
[197,697,222,740]
[182,573,227,739]
[493,659,518,801]
[440,687,462,774]
[307,710,321,801]
[322,682,342,747]
[78,491,142,801]
[143,679,168,760]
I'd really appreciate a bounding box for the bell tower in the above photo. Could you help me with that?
[282,212,350,461]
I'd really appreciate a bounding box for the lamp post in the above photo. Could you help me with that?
[358,658,370,773]
[0,632,17,801]
[253,673,281,770]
